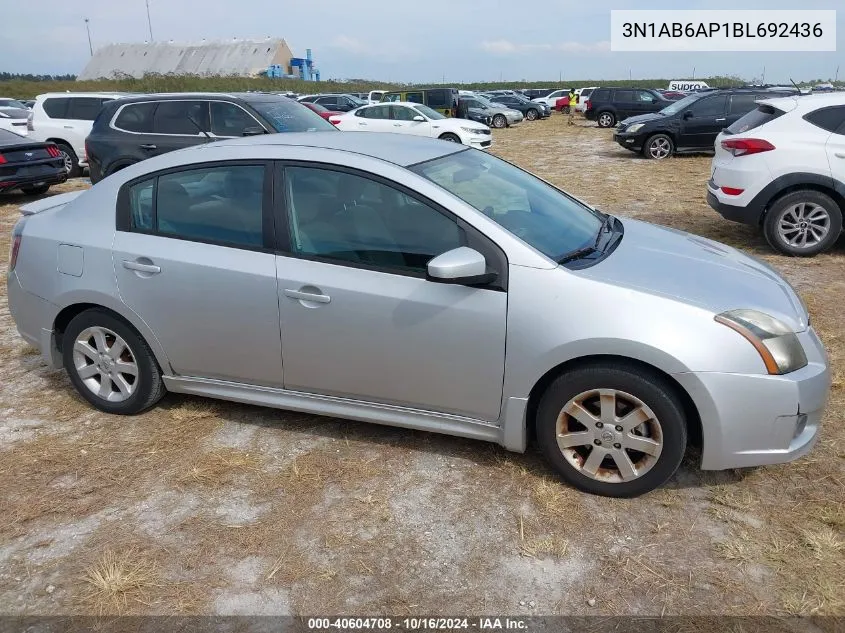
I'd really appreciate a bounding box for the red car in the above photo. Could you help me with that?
[301,101,344,124]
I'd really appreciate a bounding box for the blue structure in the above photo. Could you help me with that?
[268,48,319,81]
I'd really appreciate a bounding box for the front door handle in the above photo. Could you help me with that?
[139,144,157,151]
[393,123,403,127]
[835,152,845,159]
[284,289,331,304]
[122,259,161,274]
[715,118,726,122]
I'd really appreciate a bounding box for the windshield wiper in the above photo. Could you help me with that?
[558,246,599,264]
[595,213,615,247]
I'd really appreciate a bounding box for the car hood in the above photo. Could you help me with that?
[575,219,807,331]
[619,112,664,127]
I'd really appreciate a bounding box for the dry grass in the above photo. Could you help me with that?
[81,549,160,613]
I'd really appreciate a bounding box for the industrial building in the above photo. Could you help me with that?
[77,38,319,81]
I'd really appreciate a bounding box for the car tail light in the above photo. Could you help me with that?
[720,138,775,156]
[83,141,89,163]
[46,144,61,158]
[9,233,22,271]
[329,117,341,126]
[0,153,6,165]
[585,99,593,110]
[720,186,745,196]
[27,112,34,132]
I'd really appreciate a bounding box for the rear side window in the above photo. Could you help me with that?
[67,97,109,121]
[152,101,209,135]
[729,94,759,115]
[804,106,845,134]
[591,89,610,102]
[406,92,424,104]
[615,90,634,103]
[114,102,157,133]
[689,95,727,117]
[42,97,70,118]
[726,105,785,134]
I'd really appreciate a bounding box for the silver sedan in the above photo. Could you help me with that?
[7,132,830,497]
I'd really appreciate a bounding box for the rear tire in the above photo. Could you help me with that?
[597,111,616,128]
[438,133,462,144]
[63,309,166,415]
[535,362,687,497]
[763,190,842,256]
[21,184,50,195]
[55,142,81,178]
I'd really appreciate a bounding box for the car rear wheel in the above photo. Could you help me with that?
[492,114,507,129]
[55,142,81,178]
[763,190,843,256]
[526,108,539,121]
[597,112,616,128]
[644,134,674,160]
[536,362,687,497]
[63,309,166,415]
[438,133,462,143]
[20,184,50,195]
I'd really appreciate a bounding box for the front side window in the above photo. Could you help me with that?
[153,100,209,135]
[383,94,401,102]
[128,165,266,248]
[411,150,602,261]
[248,99,335,132]
[635,90,655,102]
[406,92,424,104]
[391,106,419,121]
[285,166,464,273]
[210,101,261,136]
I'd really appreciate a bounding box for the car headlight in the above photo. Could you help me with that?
[461,127,484,134]
[627,123,645,133]
[715,309,807,374]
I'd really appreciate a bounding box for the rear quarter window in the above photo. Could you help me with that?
[726,105,785,134]
[804,106,845,134]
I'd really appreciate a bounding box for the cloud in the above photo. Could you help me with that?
[327,34,417,61]
[329,35,370,55]
[480,40,611,55]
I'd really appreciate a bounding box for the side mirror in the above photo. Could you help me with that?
[427,247,497,286]
[682,110,693,120]
[413,115,426,122]
[242,126,266,136]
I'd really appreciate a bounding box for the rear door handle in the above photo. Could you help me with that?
[63,125,74,129]
[835,152,845,159]
[283,289,331,304]
[122,260,161,274]
[715,118,726,122]
[139,144,157,151]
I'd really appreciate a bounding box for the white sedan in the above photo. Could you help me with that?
[0,108,29,136]
[330,102,492,149]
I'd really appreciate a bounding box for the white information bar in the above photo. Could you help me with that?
[610,10,836,52]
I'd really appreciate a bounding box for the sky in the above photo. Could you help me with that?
[4,0,843,84]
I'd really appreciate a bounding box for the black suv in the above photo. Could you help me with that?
[584,88,670,128]
[86,93,334,183]
[613,88,796,159]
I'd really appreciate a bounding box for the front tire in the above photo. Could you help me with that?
[55,142,81,178]
[63,309,166,415]
[438,133,462,143]
[492,114,507,129]
[763,190,842,256]
[535,362,687,497]
[644,134,674,160]
[526,108,539,121]
[21,184,50,195]
[597,111,616,128]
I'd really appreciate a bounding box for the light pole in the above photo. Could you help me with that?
[145,0,154,41]
[84,18,93,56]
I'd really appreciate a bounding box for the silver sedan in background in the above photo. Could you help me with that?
[7,133,830,497]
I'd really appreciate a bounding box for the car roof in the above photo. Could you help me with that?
[757,92,845,113]
[105,92,293,103]
[35,92,134,99]
[186,131,465,167]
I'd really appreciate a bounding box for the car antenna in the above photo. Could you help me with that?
[789,77,802,94]
[186,114,212,141]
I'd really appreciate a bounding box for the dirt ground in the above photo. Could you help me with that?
[1,116,843,620]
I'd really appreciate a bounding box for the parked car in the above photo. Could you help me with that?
[457,97,493,126]
[585,88,670,128]
[298,94,367,112]
[613,88,796,159]
[0,108,30,136]
[331,102,491,149]
[85,93,335,184]
[301,101,344,123]
[707,93,845,256]
[27,92,131,177]
[657,90,688,101]
[531,89,571,108]
[575,87,598,113]
[458,95,523,128]
[487,94,549,121]
[520,89,554,100]
[368,90,386,104]
[0,98,30,110]
[0,128,67,195]
[7,133,829,497]
[381,89,460,117]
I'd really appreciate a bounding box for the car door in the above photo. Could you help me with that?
[613,90,635,119]
[112,161,283,387]
[632,90,661,116]
[275,164,508,421]
[805,106,845,183]
[679,94,728,148]
[390,105,432,137]
[140,100,211,158]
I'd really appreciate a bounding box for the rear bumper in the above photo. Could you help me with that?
[0,167,67,192]
[674,327,830,470]
[706,181,766,225]
[7,271,61,368]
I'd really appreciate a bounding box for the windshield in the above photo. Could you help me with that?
[347,95,367,106]
[0,108,29,119]
[249,99,336,132]
[414,104,446,120]
[411,150,603,260]
[473,95,499,108]
[0,99,27,109]
[658,93,703,115]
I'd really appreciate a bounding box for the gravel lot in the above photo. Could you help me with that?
[1,116,843,620]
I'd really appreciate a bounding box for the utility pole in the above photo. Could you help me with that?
[145,0,154,41]
[84,18,93,56]
[836,65,840,82]
[762,65,766,85]
[692,66,695,79]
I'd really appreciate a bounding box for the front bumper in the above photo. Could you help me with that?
[613,131,645,152]
[674,327,830,470]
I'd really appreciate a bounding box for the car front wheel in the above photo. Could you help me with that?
[526,108,539,121]
[536,362,687,497]
[763,190,843,256]
[438,133,462,143]
[63,309,166,415]
[644,134,674,160]
[492,114,507,128]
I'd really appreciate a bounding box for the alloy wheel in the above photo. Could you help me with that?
[648,137,672,159]
[598,113,614,127]
[72,326,139,403]
[60,150,73,174]
[526,109,538,121]
[555,388,663,484]
[777,202,831,249]
[493,115,507,128]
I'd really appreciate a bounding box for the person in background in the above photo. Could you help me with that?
[567,88,577,125]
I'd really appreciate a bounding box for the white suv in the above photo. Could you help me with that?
[27,93,129,176]
[707,93,845,256]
